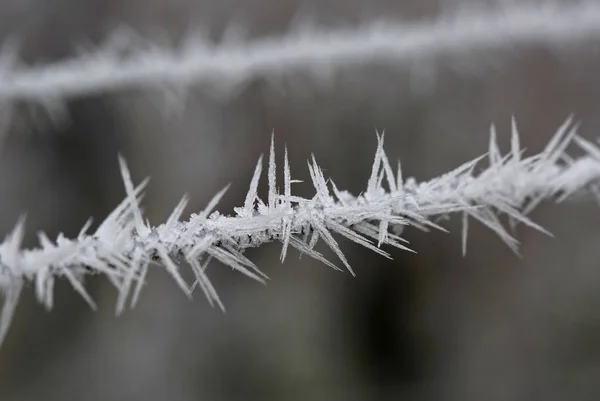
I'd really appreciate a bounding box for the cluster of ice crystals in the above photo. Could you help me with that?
[1,117,600,348]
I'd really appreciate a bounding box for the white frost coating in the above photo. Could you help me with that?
[1,117,600,348]
[0,3,598,103]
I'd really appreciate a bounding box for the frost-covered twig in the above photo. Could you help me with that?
[0,2,599,105]
[1,117,600,348]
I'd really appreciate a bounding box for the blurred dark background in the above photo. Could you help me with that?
[2,0,600,400]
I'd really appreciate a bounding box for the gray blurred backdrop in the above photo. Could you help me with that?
[2,0,600,400]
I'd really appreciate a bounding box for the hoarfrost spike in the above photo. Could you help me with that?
[268,133,277,210]
[243,156,263,216]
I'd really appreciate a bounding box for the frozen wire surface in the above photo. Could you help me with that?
[1,118,600,349]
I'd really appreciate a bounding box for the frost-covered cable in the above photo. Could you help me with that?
[1,117,600,349]
[0,3,599,103]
